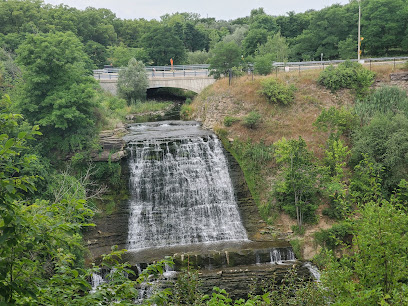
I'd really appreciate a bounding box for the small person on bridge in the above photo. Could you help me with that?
[152,67,155,77]
[170,58,173,71]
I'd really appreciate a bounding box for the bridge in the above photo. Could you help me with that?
[94,65,215,95]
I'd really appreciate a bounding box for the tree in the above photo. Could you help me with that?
[274,137,320,229]
[276,11,313,39]
[16,31,99,153]
[351,113,408,194]
[253,54,273,75]
[0,48,21,93]
[117,58,148,104]
[107,43,150,67]
[257,32,289,62]
[141,25,186,65]
[338,36,356,60]
[222,26,248,48]
[322,198,408,305]
[242,28,268,56]
[209,41,241,78]
[362,0,407,55]
[84,40,107,68]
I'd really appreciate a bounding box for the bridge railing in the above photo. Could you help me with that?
[94,64,211,79]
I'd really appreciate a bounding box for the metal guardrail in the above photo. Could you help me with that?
[94,57,408,79]
[273,56,408,67]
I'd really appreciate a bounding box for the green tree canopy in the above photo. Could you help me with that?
[16,31,99,153]
[117,58,149,104]
[141,25,186,65]
[209,41,241,78]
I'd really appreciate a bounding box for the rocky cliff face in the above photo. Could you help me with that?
[85,137,286,261]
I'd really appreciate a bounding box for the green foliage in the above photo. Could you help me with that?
[253,54,273,75]
[180,104,193,120]
[259,78,296,105]
[141,25,187,65]
[274,137,320,228]
[117,58,149,104]
[0,48,21,93]
[170,269,202,305]
[187,50,211,64]
[322,199,408,304]
[224,116,239,127]
[242,111,261,129]
[317,61,375,97]
[91,161,122,189]
[223,139,273,219]
[338,36,356,60]
[314,222,353,250]
[349,155,384,206]
[351,113,408,194]
[242,28,268,56]
[362,0,407,55]
[209,41,242,79]
[291,224,305,236]
[290,239,302,259]
[107,43,150,67]
[313,106,358,138]
[15,31,99,154]
[256,32,289,62]
[355,86,408,124]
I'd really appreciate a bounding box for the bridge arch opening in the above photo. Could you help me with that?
[146,87,197,102]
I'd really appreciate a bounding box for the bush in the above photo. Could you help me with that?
[223,116,239,127]
[317,60,375,97]
[290,239,303,259]
[180,104,193,120]
[355,86,408,123]
[313,106,358,138]
[259,78,296,105]
[254,54,273,75]
[243,111,261,129]
[314,222,353,250]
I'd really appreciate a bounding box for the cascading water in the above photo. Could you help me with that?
[125,122,248,251]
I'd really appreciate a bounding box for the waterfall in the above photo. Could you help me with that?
[125,123,248,251]
[303,262,321,282]
[91,273,105,292]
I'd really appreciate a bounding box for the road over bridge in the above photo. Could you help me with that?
[95,65,215,95]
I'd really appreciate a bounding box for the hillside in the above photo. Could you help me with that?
[190,64,406,259]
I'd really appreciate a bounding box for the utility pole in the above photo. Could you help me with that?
[358,0,361,61]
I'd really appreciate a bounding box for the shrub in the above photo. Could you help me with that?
[290,239,303,259]
[355,86,408,123]
[223,116,239,127]
[317,60,375,97]
[259,78,296,105]
[243,111,261,129]
[314,222,353,250]
[180,104,193,120]
[313,106,358,138]
[254,54,273,75]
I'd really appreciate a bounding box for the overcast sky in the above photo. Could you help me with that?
[42,0,350,21]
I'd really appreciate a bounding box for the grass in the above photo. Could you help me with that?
[192,63,406,223]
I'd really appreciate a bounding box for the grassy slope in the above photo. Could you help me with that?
[190,65,401,259]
